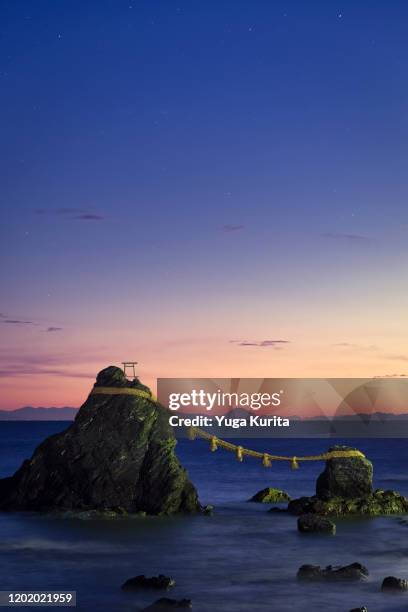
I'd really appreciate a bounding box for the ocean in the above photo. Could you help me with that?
[1,422,408,611]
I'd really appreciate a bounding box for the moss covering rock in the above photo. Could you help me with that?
[290,489,408,517]
[0,366,201,515]
[288,445,408,517]
[289,489,408,516]
[316,445,373,499]
[249,487,290,503]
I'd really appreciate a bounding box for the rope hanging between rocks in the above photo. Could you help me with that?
[90,388,365,470]
[187,426,365,469]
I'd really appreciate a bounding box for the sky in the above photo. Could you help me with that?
[1,1,408,410]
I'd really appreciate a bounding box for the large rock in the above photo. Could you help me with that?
[0,366,201,515]
[316,445,373,499]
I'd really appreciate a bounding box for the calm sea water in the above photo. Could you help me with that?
[1,422,408,611]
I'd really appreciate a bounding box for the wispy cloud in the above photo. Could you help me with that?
[0,367,93,379]
[34,208,105,221]
[0,351,98,379]
[333,342,377,351]
[232,339,291,348]
[221,224,245,233]
[321,232,372,243]
[1,315,62,331]
[74,214,104,221]
[386,354,408,362]
[3,319,36,325]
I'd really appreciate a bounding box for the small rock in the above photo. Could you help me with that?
[249,487,290,503]
[381,576,408,592]
[297,513,336,535]
[297,562,368,582]
[268,507,288,513]
[350,608,368,612]
[203,505,214,515]
[121,574,175,591]
[142,598,192,611]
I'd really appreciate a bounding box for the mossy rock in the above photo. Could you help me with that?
[316,445,373,499]
[297,513,336,534]
[288,489,408,517]
[249,487,290,503]
[0,366,201,515]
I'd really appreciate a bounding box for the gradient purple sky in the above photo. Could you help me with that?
[1,1,408,409]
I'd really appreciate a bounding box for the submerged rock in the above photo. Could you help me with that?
[288,446,408,517]
[297,513,336,534]
[0,366,201,515]
[121,575,175,591]
[381,576,408,592]
[350,608,368,612]
[142,598,192,611]
[249,487,290,503]
[297,562,368,582]
[268,507,288,513]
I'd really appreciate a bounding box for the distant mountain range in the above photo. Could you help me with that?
[1,406,408,424]
[0,407,78,420]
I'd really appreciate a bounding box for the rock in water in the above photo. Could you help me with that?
[288,489,408,516]
[297,562,368,582]
[381,576,408,592]
[121,575,175,591]
[249,487,290,503]
[316,445,373,499]
[288,445,408,516]
[142,599,192,611]
[0,366,201,515]
[297,513,336,534]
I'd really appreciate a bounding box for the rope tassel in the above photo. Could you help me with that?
[236,446,244,462]
[262,454,272,468]
[210,436,218,452]
[291,456,299,470]
[187,426,196,440]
